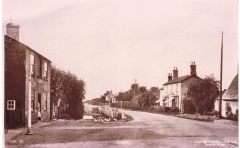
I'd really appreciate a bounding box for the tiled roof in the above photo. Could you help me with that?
[163,75,200,85]
[5,35,52,63]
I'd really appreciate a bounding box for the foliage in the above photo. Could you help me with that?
[138,91,158,108]
[177,114,215,122]
[89,96,107,105]
[139,86,147,93]
[59,114,71,120]
[116,91,133,101]
[183,100,196,114]
[51,66,86,119]
[187,74,219,114]
[131,83,139,90]
[148,106,165,113]
[150,87,158,92]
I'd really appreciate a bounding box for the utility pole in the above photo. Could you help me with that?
[219,32,223,118]
[134,79,136,101]
[26,74,33,135]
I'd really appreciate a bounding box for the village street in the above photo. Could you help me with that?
[8,104,238,148]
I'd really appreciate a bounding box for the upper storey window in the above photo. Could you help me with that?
[30,53,35,75]
[43,61,48,78]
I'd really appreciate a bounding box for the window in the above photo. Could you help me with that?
[43,61,48,78]
[176,84,178,93]
[31,90,35,111]
[171,85,173,93]
[38,58,42,78]
[30,53,35,75]
[7,100,15,110]
[45,93,47,110]
[175,97,178,107]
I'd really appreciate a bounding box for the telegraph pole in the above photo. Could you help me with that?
[219,32,223,118]
[26,74,33,135]
[134,79,137,101]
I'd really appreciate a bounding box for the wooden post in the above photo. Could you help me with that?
[219,32,223,118]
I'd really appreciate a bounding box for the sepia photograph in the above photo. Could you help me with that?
[2,0,238,147]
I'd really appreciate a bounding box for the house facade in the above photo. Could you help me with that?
[161,62,200,112]
[4,22,51,128]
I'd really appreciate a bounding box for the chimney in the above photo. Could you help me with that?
[173,67,178,79]
[6,21,20,41]
[168,73,172,82]
[190,61,197,76]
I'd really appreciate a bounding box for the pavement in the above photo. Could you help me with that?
[4,122,52,145]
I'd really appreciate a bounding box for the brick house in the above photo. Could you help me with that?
[161,62,200,112]
[4,22,51,128]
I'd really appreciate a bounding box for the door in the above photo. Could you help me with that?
[172,99,175,107]
[38,94,41,111]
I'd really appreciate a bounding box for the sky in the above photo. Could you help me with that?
[2,0,239,100]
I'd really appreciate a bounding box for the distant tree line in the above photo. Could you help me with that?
[89,83,159,108]
[50,66,86,119]
[88,74,220,115]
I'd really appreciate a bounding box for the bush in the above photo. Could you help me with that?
[170,107,180,112]
[59,114,71,120]
[122,101,139,109]
[183,100,196,114]
[177,114,215,122]
[148,106,156,112]
[165,107,171,112]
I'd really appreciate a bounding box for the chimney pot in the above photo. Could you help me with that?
[173,67,178,79]
[190,62,197,75]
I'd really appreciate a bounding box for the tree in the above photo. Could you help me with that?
[131,83,139,90]
[51,66,86,119]
[187,74,219,114]
[150,87,158,92]
[138,91,158,108]
[139,86,147,93]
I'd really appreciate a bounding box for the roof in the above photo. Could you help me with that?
[5,35,51,63]
[163,74,200,85]
[222,74,238,100]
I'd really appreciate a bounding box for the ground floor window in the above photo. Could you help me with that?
[31,90,35,111]
[175,97,178,107]
[7,100,15,110]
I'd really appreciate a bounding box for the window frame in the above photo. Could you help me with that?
[175,97,178,107]
[43,61,48,78]
[30,53,35,75]
[7,100,15,110]
[31,90,35,112]
[44,92,47,110]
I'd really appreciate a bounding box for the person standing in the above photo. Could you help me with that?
[38,103,41,122]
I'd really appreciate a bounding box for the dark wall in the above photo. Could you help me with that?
[5,35,26,128]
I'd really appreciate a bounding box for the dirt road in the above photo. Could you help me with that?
[11,104,238,148]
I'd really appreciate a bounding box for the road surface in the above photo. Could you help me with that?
[11,104,238,148]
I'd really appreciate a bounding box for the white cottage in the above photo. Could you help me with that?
[160,62,200,112]
[215,74,238,117]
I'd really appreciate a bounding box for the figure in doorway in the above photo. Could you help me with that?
[38,103,41,122]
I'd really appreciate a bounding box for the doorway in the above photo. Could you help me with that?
[38,94,41,111]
